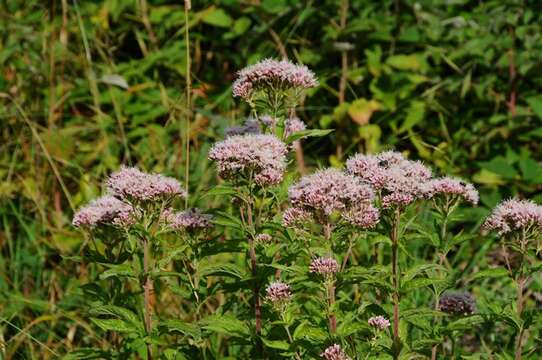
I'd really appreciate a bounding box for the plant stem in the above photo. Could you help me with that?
[515,276,525,360]
[390,208,401,358]
[183,0,191,208]
[323,222,337,335]
[143,237,154,360]
[246,200,262,353]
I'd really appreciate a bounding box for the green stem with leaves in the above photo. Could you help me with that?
[142,236,154,360]
[390,208,401,359]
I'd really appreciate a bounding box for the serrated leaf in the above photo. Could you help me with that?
[285,129,334,144]
[90,318,138,333]
[262,338,290,351]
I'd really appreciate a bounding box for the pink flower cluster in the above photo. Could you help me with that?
[73,195,135,228]
[368,315,391,330]
[310,257,339,275]
[320,344,351,360]
[208,134,287,186]
[232,58,318,100]
[342,205,380,229]
[162,208,213,231]
[284,117,306,138]
[107,166,185,202]
[346,151,432,208]
[265,281,292,303]
[423,177,479,204]
[482,199,542,235]
[255,233,273,244]
[282,207,312,228]
[288,168,375,216]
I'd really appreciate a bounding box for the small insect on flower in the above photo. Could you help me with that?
[232,58,318,101]
[320,344,351,360]
[368,315,391,330]
[73,195,135,228]
[438,292,476,316]
[107,166,185,202]
[265,281,292,303]
[208,134,288,186]
[422,177,479,204]
[482,198,542,236]
[310,257,339,275]
[161,208,213,231]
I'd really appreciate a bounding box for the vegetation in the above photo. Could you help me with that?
[1,0,542,359]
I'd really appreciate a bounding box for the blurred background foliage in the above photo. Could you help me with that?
[1,0,542,357]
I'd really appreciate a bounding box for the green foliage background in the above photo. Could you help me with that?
[1,0,542,358]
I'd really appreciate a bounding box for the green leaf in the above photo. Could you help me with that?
[285,129,334,144]
[160,319,201,339]
[293,322,327,341]
[400,101,425,132]
[99,263,137,280]
[518,157,542,182]
[262,338,290,351]
[200,315,250,338]
[446,315,484,331]
[198,261,245,279]
[526,96,542,122]
[478,157,517,179]
[90,318,138,333]
[469,267,509,281]
[201,7,233,28]
[386,54,422,71]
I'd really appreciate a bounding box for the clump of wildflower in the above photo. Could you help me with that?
[161,208,213,231]
[255,233,273,244]
[368,315,391,330]
[284,116,306,138]
[288,168,375,218]
[482,199,542,236]
[342,204,380,229]
[265,281,292,303]
[232,58,318,101]
[224,118,261,137]
[310,257,339,276]
[438,292,476,316]
[73,195,135,228]
[282,207,312,228]
[423,177,479,204]
[346,151,432,209]
[107,166,185,202]
[208,134,288,186]
[320,344,351,360]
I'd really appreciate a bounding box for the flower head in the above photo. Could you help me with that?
[282,207,312,228]
[320,344,351,360]
[162,208,213,231]
[256,233,273,244]
[438,292,476,316]
[284,117,306,138]
[482,199,542,235]
[73,195,135,228]
[265,281,292,303]
[368,315,391,330]
[346,151,432,208]
[310,257,339,275]
[288,168,374,217]
[423,177,479,204]
[342,204,380,228]
[209,134,288,186]
[233,58,318,101]
[107,166,185,202]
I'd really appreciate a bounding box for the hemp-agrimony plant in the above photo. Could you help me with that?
[482,199,542,360]
[72,167,211,358]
